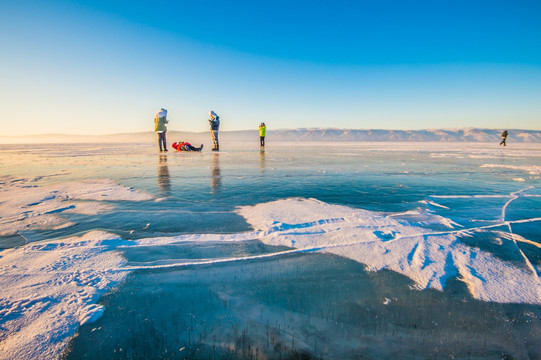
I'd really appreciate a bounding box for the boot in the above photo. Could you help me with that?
[198,144,204,151]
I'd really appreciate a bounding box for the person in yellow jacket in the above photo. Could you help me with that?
[259,122,266,147]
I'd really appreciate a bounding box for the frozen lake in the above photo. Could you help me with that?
[1,142,540,359]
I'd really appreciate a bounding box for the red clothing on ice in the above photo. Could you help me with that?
[172,142,192,151]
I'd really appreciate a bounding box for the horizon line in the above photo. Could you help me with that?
[1,126,537,138]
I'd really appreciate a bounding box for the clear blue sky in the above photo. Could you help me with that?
[1,0,540,135]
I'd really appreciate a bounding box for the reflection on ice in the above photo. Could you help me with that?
[259,149,266,173]
[211,153,221,193]
[156,155,171,197]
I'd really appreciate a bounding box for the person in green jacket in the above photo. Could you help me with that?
[259,122,266,147]
[154,108,168,152]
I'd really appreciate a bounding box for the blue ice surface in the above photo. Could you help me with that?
[4,142,535,234]
[1,142,540,359]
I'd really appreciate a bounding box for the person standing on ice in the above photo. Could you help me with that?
[500,130,508,146]
[208,110,220,151]
[154,108,169,152]
[259,122,266,147]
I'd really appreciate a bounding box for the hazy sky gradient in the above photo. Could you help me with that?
[1,0,540,135]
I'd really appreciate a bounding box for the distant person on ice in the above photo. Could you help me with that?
[154,108,168,152]
[208,110,220,151]
[500,130,508,146]
[259,122,266,147]
[172,141,203,152]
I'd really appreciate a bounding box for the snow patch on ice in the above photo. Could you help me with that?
[237,198,541,305]
[0,178,152,236]
[0,231,129,360]
[481,164,541,175]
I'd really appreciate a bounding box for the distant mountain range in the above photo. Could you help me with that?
[1,128,540,144]
[255,128,541,143]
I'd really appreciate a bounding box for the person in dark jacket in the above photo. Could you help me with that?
[209,110,220,151]
[500,130,508,146]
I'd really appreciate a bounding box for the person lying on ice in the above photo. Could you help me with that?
[172,141,204,152]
